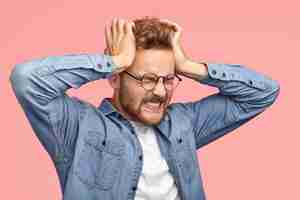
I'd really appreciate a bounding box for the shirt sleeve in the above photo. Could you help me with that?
[172,62,280,149]
[9,53,116,167]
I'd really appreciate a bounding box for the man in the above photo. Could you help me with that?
[10,17,280,200]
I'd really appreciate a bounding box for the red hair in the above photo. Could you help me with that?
[132,16,176,50]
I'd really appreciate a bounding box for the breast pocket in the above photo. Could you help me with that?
[75,131,124,190]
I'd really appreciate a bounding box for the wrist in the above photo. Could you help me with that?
[176,59,209,81]
[111,55,125,68]
[175,58,190,74]
[113,53,133,67]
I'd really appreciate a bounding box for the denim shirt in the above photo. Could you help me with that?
[10,53,280,200]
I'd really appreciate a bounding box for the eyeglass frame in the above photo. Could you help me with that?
[122,70,182,91]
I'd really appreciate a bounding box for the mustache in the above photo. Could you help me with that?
[144,95,166,104]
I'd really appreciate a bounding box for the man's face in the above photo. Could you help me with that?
[116,49,176,125]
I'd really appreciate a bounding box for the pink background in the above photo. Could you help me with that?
[1,0,298,199]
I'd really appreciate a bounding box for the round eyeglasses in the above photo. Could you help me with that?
[123,71,182,91]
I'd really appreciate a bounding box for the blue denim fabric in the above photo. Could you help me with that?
[10,53,280,200]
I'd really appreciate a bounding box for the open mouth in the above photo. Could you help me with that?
[142,102,163,113]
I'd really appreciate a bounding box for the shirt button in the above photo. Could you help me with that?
[222,72,226,77]
[139,155,143,160]
[107,62,111,67]
[248,80,253,85]
[212,69,217,75]
[97,63,102,69]
[132,186,137,191]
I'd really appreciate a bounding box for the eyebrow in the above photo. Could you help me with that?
[138,71,175,77]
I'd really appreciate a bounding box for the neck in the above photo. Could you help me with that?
[110,95,135,121]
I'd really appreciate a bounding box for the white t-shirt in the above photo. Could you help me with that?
[130,120,181,200]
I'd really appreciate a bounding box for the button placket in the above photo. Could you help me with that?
[177,137,183,144]
[138,154,143,161]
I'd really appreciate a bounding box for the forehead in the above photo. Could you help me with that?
[130,49,175,76]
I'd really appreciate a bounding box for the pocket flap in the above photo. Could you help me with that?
[85,131,124,156]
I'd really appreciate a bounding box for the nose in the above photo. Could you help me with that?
[152,77,167,97]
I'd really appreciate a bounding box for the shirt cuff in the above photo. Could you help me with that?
[88,54,119,74]
[199,63,268,90]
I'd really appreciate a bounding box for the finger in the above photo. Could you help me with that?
[125,21,134,36]
[117,19,125,34]
[105,22,113,53]
[160,19,182,43]
[169,31,175,41]
[160,19,176,26]
[160,19,182,32]
[111,18,118,42]
[117,19,125,44]
[131,21,135,31]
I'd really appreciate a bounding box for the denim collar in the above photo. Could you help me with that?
[98,98,118,116]
[98,98,170,120]
[97,98,171,139]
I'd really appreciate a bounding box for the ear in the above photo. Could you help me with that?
[107,73,121,89]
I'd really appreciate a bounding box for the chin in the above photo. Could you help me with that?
[141,118,162,125]
[138,111,165,125]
